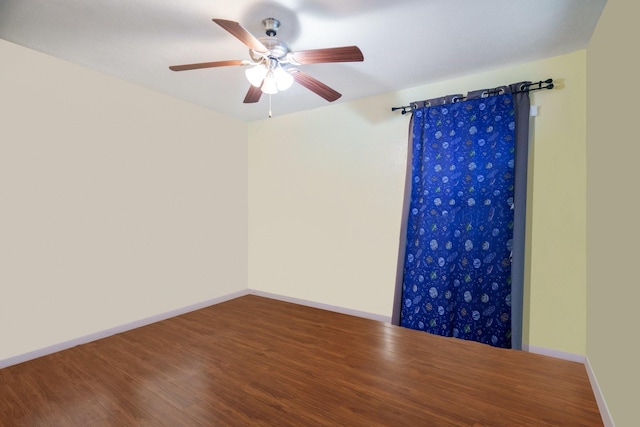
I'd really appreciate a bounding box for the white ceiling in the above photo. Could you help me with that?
[0,0,606,122]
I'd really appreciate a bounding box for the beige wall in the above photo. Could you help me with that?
[0,40,248,362]
[587,0,638,425]
[249,50,588,356]
[249,101,408,316]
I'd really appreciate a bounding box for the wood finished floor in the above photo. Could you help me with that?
[0,295,602,426]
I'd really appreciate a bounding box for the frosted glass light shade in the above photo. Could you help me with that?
[245,65,267,87]
[261,73,278,94]
[274,66,294,91]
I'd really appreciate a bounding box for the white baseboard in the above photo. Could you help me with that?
[1,289,387,370]
[585,357,615,427]
[522,344,586,363]
[0,289,250,370]
[248,289,392,324]
[523,346,612,426]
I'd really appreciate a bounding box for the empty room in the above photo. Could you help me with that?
[1,0,636,425]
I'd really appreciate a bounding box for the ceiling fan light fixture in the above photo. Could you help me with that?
[245,64,268,87]
[169,18,364,106]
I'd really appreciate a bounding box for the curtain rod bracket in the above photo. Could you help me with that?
[519,79,554,93]
[391,105,414,115]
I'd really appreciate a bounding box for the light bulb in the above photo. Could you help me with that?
[274,66,294,91]
[245,64,267,87]
[261,72,278,94]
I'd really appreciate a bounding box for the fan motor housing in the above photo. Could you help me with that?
[251,37,291,61]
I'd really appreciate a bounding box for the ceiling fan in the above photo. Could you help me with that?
[169,18,364,105]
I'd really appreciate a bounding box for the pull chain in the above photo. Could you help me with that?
[268,94,272,118]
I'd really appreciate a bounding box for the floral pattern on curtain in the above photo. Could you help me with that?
[400,94,516,348]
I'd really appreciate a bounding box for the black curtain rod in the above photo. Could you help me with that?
[391,79,554,115]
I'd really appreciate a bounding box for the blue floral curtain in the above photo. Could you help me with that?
[396,85,530,349]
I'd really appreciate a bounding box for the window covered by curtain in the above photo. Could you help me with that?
[394,84,530,349]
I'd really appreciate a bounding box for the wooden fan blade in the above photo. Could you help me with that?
[292,46,364,64]
[292,70,342,102]
[243,85,263,103]
[169,60,248,71]
[213,19,269,54]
